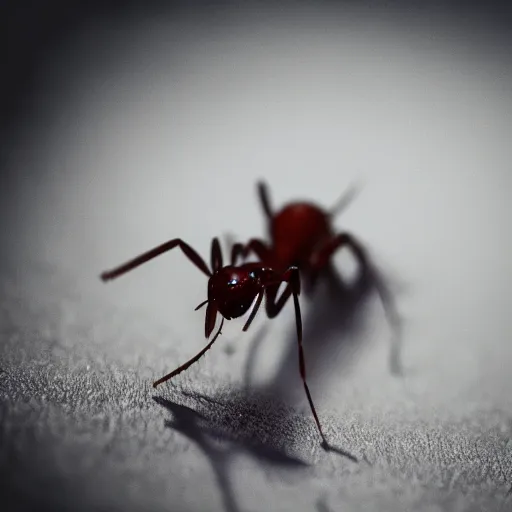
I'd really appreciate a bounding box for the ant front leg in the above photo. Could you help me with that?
[210,237,224,273]
[265,268,332,450]
[264,266,301,333]
[100,238,212,281]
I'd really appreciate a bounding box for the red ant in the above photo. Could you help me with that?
[99,237,336,450]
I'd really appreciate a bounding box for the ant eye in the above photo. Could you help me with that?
[228,279,237,286]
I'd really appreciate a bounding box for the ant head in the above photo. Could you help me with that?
[208,265,261,320]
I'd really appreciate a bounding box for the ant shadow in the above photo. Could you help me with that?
[316,497,335,512]
[245,251,405,410]
[153,319,363,511]
[153,393,310,512]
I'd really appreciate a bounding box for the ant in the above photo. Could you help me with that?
[99,236,336,450]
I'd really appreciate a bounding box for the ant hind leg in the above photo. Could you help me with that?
[310,232,368,276]
[312,232,403,376]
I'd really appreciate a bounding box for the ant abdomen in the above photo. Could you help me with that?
[271,203,331,268]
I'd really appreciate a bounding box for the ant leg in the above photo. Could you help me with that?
[211,237,223,273]
[231,238,271,265]
[268,270,358,458]
[308,232,368,288]
[231,243,244,265]
[242,290,264,332]
[100,238,211,281]
[153,316,225,387]
[328,181,362,218]
[257,181,273,220]
[264,284,292,319]
[204,301,218,338]
[313,233,403,375]
[263,264,301,320]
[266,267,331,448]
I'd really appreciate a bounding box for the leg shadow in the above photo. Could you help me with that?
[243,323,269,392]
[154,392,309,512]
[316,497,334,512]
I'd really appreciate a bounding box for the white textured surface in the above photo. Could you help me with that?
[2,4,512,511]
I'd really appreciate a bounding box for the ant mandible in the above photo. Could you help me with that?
[99,236,334,449]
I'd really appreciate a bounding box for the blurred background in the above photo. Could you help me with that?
[1,1,512,511]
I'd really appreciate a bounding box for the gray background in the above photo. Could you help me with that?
[2,2,512,511]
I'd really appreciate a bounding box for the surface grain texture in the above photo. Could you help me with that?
[1,261,511,512]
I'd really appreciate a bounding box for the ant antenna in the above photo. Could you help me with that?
[153,317,225,388]
[329,180,363,218]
